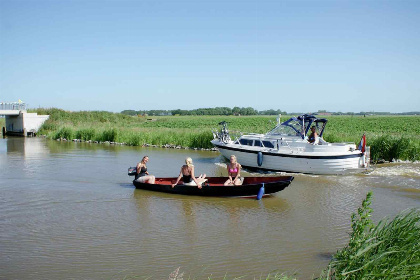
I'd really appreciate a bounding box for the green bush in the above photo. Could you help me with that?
[100,128,119,142]
[190,131,214,148]
[53,126,74,140]
[370,136,419,162]
[75,128,96,141]
[320,192,420,280]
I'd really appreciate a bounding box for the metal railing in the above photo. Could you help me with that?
[0,102,26,111]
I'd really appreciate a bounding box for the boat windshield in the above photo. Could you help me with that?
[266,120,304,137]
[266,115,321,138]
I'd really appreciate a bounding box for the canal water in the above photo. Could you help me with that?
[1,137,419,279]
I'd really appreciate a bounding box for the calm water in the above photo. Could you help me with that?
[1,137,419,279]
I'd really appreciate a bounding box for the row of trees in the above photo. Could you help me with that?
[121,108,420,117]
[121,107,288,116]
[330,111,420,116]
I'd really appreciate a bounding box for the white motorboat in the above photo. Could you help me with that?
[211,114,369,175]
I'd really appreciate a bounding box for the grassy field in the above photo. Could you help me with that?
[30,108,420,161]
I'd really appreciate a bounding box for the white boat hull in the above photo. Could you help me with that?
[213,141,367,175]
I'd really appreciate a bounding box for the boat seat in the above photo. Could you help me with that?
[318,138,328,145]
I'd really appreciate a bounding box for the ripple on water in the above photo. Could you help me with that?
[370,163,420,178]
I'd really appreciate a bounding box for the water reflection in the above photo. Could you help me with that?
[6,137,49,157]
[130,189,294,278]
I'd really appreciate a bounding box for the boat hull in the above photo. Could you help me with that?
[214,143,366,175]
[132,176,294,197]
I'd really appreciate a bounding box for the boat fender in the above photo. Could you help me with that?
[257,183,265,200]
[257,152,263,167]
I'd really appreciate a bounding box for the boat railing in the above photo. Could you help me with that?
[330,142,356,146]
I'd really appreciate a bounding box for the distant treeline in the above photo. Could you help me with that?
[121,107,287,116]
[121,108,419,116]
[332,111,420,116]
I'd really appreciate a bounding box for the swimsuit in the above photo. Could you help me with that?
[182,174,193,183]
[135,166,147,180]
[139,166,147,177]
[308,134,315,143]
[229,164,238,174]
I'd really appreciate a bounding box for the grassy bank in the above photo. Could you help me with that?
[319,192,420,280]
[33,108,420,161]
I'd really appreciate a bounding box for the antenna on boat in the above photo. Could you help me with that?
[277,114,281,125]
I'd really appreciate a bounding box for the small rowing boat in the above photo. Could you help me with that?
[128,168,293,198]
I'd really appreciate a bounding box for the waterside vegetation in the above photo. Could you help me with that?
[32,108,420,161]
[318,192,420,280]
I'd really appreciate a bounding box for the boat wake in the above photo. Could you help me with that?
[370,163,420,178]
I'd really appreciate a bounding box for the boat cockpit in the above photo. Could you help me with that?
[266,114,327,139]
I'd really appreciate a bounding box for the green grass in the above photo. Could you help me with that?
[320,192,420,280]
[32,108,420,161]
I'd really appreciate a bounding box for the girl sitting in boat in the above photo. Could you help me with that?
[135,156,155,184]
[308,126,319,145]
[171,157,207,188]
[224,155,243,186]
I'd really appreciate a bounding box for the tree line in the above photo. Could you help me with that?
[121,107,287,116]
[121,108,420,117]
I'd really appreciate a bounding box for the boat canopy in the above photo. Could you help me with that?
[266,114,328,138]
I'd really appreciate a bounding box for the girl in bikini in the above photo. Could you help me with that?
[135,156,155,184]
[224,155,243,186]
[172,157,206,188]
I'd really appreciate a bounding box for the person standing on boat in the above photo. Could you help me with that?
[136,156,155,184]
[224,155,243,186]
[172,157,206,188]
[308,126,319,145]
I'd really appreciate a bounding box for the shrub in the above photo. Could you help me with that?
[54,126,74,140]
[100,128,119,142]
[320,192,420,280]
[75,128,96,141]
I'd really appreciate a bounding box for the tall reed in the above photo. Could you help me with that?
[320,192,420,280]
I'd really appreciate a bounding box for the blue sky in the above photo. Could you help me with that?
[1,0,419,113]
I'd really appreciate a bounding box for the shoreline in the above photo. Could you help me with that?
[45,135,219,151]
[39,135,420,164]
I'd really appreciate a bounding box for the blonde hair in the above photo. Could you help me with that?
[185,157,194,167]
[230,155,237,164]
